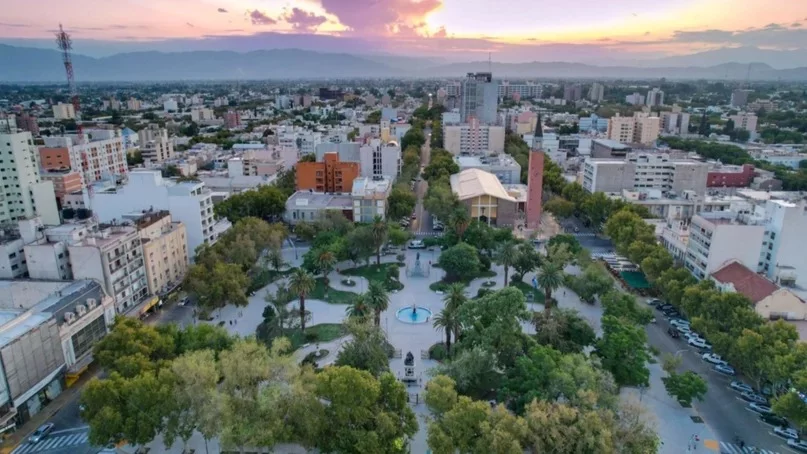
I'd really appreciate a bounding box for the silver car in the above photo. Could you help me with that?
[29,423,54,443]
[730,381,753,393]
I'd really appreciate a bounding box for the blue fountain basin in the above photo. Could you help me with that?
[395,306,433,324]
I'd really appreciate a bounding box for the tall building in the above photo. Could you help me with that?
[297,153,360,193]
[41,132,127,189]
[124,210,188,295]
[661,112,691,135]
[646,88,665,107]
[52,103,76,120]
[526,119,544,229]
[633,113,661,145]
[224,110,241,129]
[138,124,174,163]
[126,98,142,111]
[498,82,542,99]
[563,84,583,102]
[40,170,82,205]
[579,114,609,133]
[359,139,401,179]
[684,212,765,280]
[351,176,393,223]
[729,113,758,132]
[625,93,645,106]
[606,115,635,143]
[588,83,605,102]
[582,152,709,195]
[0,131,60,225]
[14,113,39,136]
[459,72,499,125]
[730,89,751,108]
[89,170,231,257]
[443,121,506,156]
[190,107,215,122]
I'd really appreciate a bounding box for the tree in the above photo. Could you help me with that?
[543,197,575,218]
[663,371,708,406]
[565,263,613,304]
[311,367,418,454]
[447,207,471,239]
[601,291,653,325]
[289,268,315,332]
[345,226,375,266]
[265,247,285,272]
[317,250,337,284]
[127,150,144,167]
[438,242,481,282]
[537,261,564,314]
[185,262,249,316]
[547,234,582,256]
[213,185,287,223]
[388,185,417,220]
[604,209,656,255]
[424,375,458,418]
[424,181,460,223]
[532,308,597,354]
[494,241,519,286]
[346,293,372,319]
[432,347,502,399]
[371,215,388,265]
[443,283,468,311]
[522,400,616,453]
[335,320,392,376]
[366,281,390,327]
[401,126,426,150]
[433,304,461,355]
[387,225,411,248]
[423,149,460,181]
[163,350,219,452]
[581,191,613,231]
[512,242,541,280]
[595,315,651,387]
[92,317,176,378]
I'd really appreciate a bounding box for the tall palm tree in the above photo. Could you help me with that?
[433,305,460,355]
[537,262,564,315]
[366,281,390,327]
[442,283,468,312]
[346,293,371,319]
[289,268,315,331]
[449,208,471,240]
[371,215,388,266]
[494,241,519,287]
[317,250,337,284]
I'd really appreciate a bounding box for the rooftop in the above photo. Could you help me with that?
[450,168,517,202]
[352,176,393,198]
[711,261,779,304]
[456,155,520,168]
[593,138,630,150]
[287,191,353,210]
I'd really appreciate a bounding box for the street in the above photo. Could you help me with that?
[412,127,433,236]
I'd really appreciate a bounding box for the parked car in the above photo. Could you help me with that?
[670,318,690,328]
[688,337,711,349]
[748,403,773,415]
[773,426,799,440]
[740,391,768,405]
[787,439,807,452]
[663,310,681,319]
[656,304,673,312]
[702,353,726,365]
[760,414,789,427]
[647,298,662,306]
[676,325,692,334]
[714,364,736,375]
[408,240,426,249]
[730,381,754,394]
[29,423,54,443]
[433,223,444,231]
[667,328,680,339]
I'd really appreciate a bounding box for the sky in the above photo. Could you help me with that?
[1,0,807,63]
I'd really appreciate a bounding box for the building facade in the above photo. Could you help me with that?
[684,212,766,280]
[0,131,60,225]
[124,211,188,295]
[455,155,521,184]
[729,113,758,132]
[351,177,392,223]
[459,73,499,125]
[583,153,709,195]
[52,103,75,120]
[646,88,665,107]
[42,132,128,189]
[443,122,505,156]
[359,140,401,179]
[138,125,174,164]
[297,153,360,193]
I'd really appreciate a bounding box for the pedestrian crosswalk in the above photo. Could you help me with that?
[12,431,90,454]
[719,441,780,454]
[571,233,596,237]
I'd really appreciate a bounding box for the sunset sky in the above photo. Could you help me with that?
[1,0,806,61]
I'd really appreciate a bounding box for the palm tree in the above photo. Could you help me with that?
[494,241,518,287]
[442,283,467,312]
[433,305,460,355]
[346,293,371,319]
[371,216,388,266]
[449,208,471,240]
[289,268,315,331]
[537,262,564,315]
[366,281,390,327]
[317,250,337,284]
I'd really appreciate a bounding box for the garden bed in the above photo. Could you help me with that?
[310,278,358,305]
[510,281,545,303]
[341,263,404,291]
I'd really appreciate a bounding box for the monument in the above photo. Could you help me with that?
[402,351,417,384]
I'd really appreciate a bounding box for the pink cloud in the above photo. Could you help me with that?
[284,8,327,31]
[248,10,277,26]
[320,0,441,35]
[433,26,447,38]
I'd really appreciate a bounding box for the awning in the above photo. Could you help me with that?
[139,296,160,315]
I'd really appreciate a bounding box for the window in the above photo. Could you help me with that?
[71,315,107,359]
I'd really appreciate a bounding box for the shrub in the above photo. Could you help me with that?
[478,252,491,271]
[396,253,406,263]
[476,288,493,299]
[429,343,448,361]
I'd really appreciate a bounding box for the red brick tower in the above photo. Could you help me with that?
[525,115,544,229]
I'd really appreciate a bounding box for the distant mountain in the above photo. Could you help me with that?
[649,47,807,70]
[1,44,806,82]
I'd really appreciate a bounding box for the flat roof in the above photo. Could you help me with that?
[593,138,630,149]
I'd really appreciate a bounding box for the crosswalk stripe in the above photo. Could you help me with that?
[38,438,58,450]
[10,430,92,454]
[719,441,780,454]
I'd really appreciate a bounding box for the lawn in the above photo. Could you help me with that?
[428,269,498,293]
[309,278,358,305]
[341,263,404,291]
[248,268,294,293]
[285,323,346,350]
[510,280,545,303]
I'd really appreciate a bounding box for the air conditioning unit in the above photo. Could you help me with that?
[75,304,87,316]
[86,298,97,310]
[64,312,76,324]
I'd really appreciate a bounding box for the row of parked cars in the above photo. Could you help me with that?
[650,298,807,451]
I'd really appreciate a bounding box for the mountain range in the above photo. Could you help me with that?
[2,44,806,82]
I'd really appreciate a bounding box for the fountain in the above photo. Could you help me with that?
[395,304,433,324]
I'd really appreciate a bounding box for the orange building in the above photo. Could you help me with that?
[40,170,83,204]
[296,152,360,193]
[39,147,72,171]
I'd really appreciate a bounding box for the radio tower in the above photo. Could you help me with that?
[56,24,82,138]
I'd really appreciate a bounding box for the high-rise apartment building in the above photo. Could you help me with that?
[633,113,661,145]
[588,83,605,102]
[224,110,241,129]
[359,139,401,179]
[563,84,583,102]
[606,115,635,143]
[625,93,645,106]
[52,103,76,120]
[684,212,765,280]
[127,98,142,111]
[498,82,542,99]
[0,131,60,225]
[661,112,691,135]
[14,113,39,136]
[41,132,127,188]
[297,153,360,193]
[583,152,709,195]
[138,124,174,163]
[460,73,499,125]
[646,88,665,107]
[124,210,188,295]
[443,121,506,156]
[730,89,751,108]
[729,113,758,132]
[190,107,215,122]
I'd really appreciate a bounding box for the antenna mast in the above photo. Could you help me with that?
[56,24,82,138]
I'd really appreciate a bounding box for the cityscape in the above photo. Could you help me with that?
[0,3,806,454]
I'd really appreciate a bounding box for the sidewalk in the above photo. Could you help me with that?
[0,362,100,454]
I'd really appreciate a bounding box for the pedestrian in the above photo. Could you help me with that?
[229,320,232,326]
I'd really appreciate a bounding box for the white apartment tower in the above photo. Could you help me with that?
[359,139,401,179]
[42,132,128,188]
[138,124,174,163]
[443,121,506,156]
[0,131,60,225]
[460,73,499,125]
[52,103,76,120]
[646,88,665,107]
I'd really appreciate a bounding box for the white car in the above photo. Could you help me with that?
[670,318,691,328]
[730,381,754,394]
[647,298,662,306]
[740,391,767,404]
[787,438,807,452]
[408,240,426,249]
[773,426,799,440]
[702,353,726,365]
[688,337,712,350]
[748,403,773,415]
[676,325,692,334]
[714,364,736,376]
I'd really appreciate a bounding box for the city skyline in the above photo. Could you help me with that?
[1,0,806,62]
